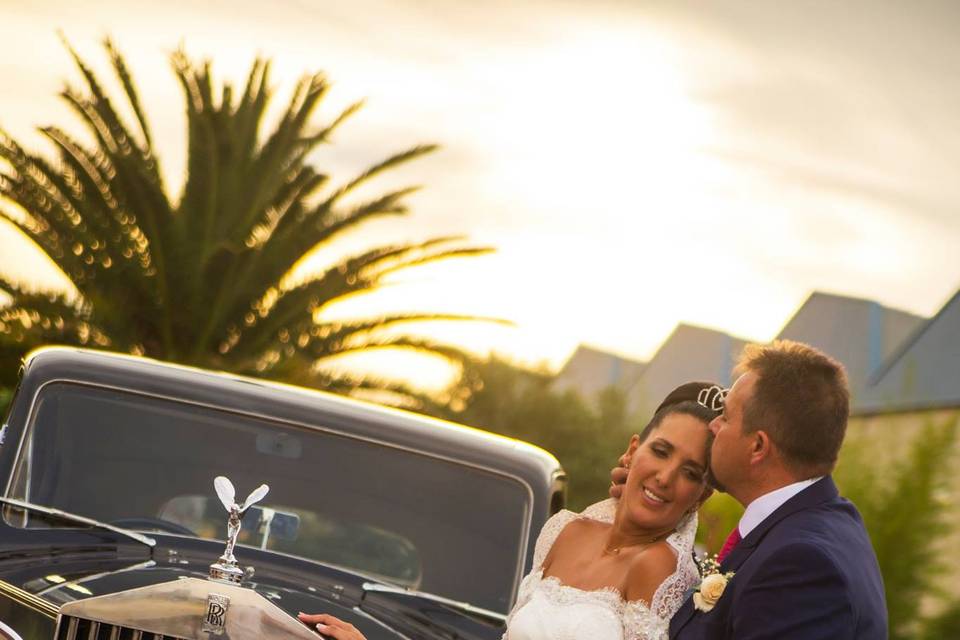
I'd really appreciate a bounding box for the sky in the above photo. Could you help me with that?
[2,0,960,388]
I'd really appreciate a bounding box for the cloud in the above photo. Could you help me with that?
[650,0,960,232]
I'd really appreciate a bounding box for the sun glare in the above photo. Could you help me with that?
[284,23,732,387]
[481,27,716,229]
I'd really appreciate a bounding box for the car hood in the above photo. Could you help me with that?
[0,532,506,640]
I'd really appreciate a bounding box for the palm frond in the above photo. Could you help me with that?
[234,312,503,369]
[0,292,108,350]
[234,58,271,155]
[311,334,478,366]
[171,64,220,270]
[39,126,150,269]
[104,38,159,174]
[1,38,494,404]
[60,39,169,228]
[325,144,437,208]
[0,131,98,280]
[262,185,420,281]
[235,74,328,235]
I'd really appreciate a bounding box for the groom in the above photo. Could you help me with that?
[611,340,887,639]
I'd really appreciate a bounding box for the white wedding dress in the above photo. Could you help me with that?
[503,499,699,640]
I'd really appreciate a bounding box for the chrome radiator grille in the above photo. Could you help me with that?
[55,616,185,640]
[53,577,322,640]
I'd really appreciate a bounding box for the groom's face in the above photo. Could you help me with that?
[708,372,756,495]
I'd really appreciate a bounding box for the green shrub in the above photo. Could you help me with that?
[918,598,960,640]
[696,491,743,554]
[835,417,959,640]
[439,357,637,511]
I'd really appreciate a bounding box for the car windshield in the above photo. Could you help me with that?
[4,382,530,614]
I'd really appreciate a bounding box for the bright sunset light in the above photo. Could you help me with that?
[3,0,960,391]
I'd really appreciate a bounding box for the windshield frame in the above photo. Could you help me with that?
[4,377,535,612]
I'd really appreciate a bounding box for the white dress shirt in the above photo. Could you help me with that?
[738,477,824,537]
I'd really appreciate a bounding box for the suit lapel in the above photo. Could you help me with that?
[736,477,838,555]
[721,477,838,572]
[668,593,696,639]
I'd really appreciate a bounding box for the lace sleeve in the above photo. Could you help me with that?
[531,509,578,571]
[579,497,617,523]
[650,512,699,619]
[619,513,698,640]
[502,509,579,638]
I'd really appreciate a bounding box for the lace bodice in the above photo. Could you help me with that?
[503,499,698,640]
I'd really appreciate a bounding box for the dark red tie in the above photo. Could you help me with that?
[717,526,742,563]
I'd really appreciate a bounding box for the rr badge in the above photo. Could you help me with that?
[202,593,230,635]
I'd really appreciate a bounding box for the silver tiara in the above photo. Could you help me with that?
[697,385,728,412]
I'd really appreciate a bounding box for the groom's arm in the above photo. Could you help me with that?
[731,542,855,640]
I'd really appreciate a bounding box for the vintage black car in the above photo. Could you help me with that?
[0,347,566,639]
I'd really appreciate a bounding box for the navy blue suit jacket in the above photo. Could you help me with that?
[669,477,887,639]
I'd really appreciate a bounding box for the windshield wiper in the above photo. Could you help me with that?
[361,582,507,623]
[0,497,156,548]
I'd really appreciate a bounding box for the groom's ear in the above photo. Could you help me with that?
[749,429,772,465]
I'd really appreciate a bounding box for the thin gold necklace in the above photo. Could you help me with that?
[602,532,667,556]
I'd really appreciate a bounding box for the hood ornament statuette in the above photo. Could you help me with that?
[208,476,269,584]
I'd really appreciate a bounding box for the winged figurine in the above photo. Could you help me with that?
[209,476,269,583]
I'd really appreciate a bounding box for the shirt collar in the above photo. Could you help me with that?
[738,476,824,538]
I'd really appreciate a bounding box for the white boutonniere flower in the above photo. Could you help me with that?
[692,555,734,613]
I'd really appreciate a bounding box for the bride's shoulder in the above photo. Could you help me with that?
[533,507,612,570]
[557,511,608,541]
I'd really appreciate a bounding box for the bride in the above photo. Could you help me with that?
[298,381,723,640]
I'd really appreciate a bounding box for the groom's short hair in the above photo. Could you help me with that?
[736,340,849,476]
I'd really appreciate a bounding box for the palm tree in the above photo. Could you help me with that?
[0,37,491,397]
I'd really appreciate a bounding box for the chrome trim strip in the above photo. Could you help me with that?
[0,620,25,640]
[5,377,535,609]
[23,435,31,507]
[0,497,156,547]
[36,559,157,597]
[0,579,59,618]
[362,582,508,623]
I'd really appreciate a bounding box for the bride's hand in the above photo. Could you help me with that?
[297,613,366,640]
